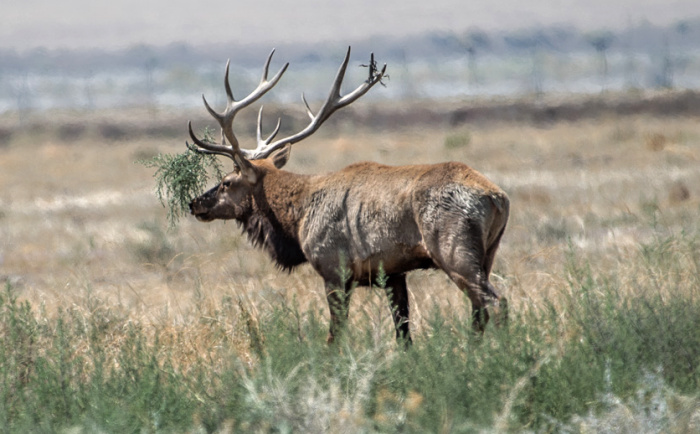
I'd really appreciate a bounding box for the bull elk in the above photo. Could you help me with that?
[187,47,509,344]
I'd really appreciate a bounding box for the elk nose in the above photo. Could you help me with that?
[189,200,196,214]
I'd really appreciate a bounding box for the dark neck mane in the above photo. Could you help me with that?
[237,170,308,271]
[238,213,307,271]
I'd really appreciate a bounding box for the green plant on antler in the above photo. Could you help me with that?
[139,128,224,228]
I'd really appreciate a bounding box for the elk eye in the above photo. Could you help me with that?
[222,181,232,188]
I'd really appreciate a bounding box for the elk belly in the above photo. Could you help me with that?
[348,243,435,281]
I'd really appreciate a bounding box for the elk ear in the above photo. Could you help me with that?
[234,155,259,185]
[270,145,292,169]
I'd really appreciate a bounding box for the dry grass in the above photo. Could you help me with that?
[1,99,700,364]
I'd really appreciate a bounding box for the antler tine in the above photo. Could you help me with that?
[256,106,281,147]
[261,49,275,81]
[328,46,352,101]
[187,121,236,161]
[237,50,290,108]
[301,93,314,120]
[224,60,234,103]
[337,51,386,107]
[201,95,222,125]
[255,107,264,144]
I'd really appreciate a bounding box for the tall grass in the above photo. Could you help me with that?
[1,229,698,432]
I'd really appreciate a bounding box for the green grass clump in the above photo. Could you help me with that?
[139,140,224,228]
[0,229,698,432]
[0,284,200,432]
[444,131,471,149]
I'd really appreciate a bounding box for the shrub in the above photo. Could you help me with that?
[0,230,698,432]
[138,134,224,227]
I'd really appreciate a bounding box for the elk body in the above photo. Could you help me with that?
[188,48,509,344]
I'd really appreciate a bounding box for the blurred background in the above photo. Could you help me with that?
[1,0,699,119]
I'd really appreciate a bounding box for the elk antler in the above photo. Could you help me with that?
[188,47,387,166]
[243,47,387,160]
[187,49,289,168]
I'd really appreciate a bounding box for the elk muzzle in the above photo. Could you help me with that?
[189,195,217,222]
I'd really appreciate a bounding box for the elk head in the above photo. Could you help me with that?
[187,47,386,222]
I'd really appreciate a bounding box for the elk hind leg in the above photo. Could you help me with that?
[441,239,503,332]
[482,225,509,326]
[450,273,500,333]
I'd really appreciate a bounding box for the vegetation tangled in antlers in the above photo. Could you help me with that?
[140,130,223,227]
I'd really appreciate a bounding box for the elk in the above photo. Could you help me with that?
[187,47,509,344]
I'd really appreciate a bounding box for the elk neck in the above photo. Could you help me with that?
[241,163,311,271]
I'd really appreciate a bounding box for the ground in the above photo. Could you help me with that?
[0,90,698,360]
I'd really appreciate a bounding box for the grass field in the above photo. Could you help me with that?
[1,93,699,431]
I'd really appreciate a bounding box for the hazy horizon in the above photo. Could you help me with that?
[3,0,699,52]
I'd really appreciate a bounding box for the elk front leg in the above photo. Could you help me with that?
[324,280,353,344]
[384,274,412,345]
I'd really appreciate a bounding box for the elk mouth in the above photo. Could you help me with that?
[193,213,214,222]
[189,201,215,222]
